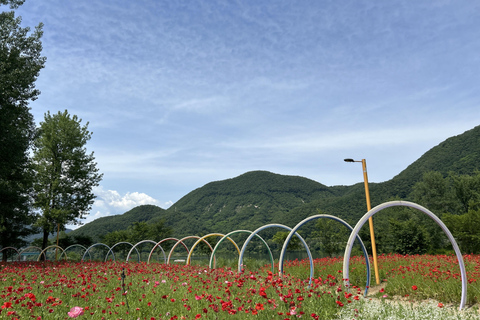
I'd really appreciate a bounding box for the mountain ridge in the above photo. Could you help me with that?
[70,125,480,242]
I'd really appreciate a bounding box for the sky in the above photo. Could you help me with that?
[11,1,480,229]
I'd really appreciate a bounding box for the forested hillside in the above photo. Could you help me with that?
[165,171,341,236]
[69,125,480,245]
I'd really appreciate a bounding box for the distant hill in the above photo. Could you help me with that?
[380,125,480,199]
[70,125,480,242]
[162,170,342,238]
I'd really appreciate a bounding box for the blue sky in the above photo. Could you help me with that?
[13,1,480,229]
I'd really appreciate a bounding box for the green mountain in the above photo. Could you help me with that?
[162,171,342,238]
[70,125,480,242]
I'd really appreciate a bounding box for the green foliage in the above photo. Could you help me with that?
[194,235,217,255]
[0,10,45,105]
[388,218,430,255]
[101,220,172,247]
[30,237,50,248]
[366,168,480,255]
[358,207,436,255]
[165,171,341,238]
[0,0,25,9]
[409,170,480,253]
[272,231,301,251]
[0,2,45,252]
[101,230,130,247]
[443,209,480,253]
[412,170,480,216]
[32,110,103,249]
[313,217,349,257]
[412,171,452,214]
[386,125,480,198]
[450,171,480,214]
[57,232,93,249]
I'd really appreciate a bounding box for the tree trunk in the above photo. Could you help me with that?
[41,228,49,261]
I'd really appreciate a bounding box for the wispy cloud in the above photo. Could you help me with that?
[14,0,480,227]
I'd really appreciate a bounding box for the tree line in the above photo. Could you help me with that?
[96,168,480,258]
[1,1,102,260]
[313,170,480,256]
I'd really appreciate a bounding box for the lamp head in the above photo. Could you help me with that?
[344,158,355,162]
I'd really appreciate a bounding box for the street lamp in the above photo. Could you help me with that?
[344,158,380,285]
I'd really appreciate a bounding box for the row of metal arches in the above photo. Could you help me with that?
[2,215,371,292]
[0,201,467,309]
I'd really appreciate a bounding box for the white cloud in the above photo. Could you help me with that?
[94,186,159,210]
[67,186,162,230]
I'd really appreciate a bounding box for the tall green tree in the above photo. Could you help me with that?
[413,170,480,216]
[388,218,431,255]
[272,231,301,251]
[313,217,349,257]
[450,172,480,214]
[412,171,452,215]
[101,220,172,247]
[33,110,103,249]
[0,0,45,255]
[101,230,130,248]
[412,170,480,253]
[443,208,480,254]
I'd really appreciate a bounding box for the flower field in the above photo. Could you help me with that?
[2,254,480,319]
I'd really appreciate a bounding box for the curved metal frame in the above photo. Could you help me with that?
[19,246,45,261]
[148,238,189,264]
[186,233,240,267]
[82,243,114,261]
[343,200,467,310]
[209,230,275,273]
[59,244,90,261]
[279,214,371,296]
[237,223,314,285]
[167,236,214,264]
[37,245,67,261]
[105,242,139,262]
[0,247,21,262]
[126,240,165,263]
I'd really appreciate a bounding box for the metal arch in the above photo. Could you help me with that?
[148,238,189,264]
[37,245,67,261]
[186,233,240,267]
[105,242,139,262]
[237,223,314,286]
[279,214,371,296]
[126,240,164,263]
[60,244,91,261]
[82,243,113,261]
[209,230,275,273]
[19,246,44,261]
[343,200,467,310]
[167,236,215,265]
[0,247,21,262]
